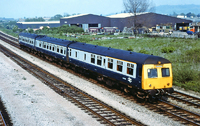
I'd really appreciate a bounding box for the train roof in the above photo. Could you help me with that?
[36,36,72,46]
[69,42,171,64]
[19,33,72,46]
[19,32,39,39]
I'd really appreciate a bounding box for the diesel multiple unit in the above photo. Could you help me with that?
[18,32,174,100]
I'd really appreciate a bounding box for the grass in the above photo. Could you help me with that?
[1,29,200,93]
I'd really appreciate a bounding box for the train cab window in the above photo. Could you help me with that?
[127,63,134,75]
[97,56,102,66]
[148,69,157,78]
[69,49,72,56]
[108,58,113,69]
[117,61,123,72]
[162,68,170,77]
[91,54,95,64]
[84,54,86,60]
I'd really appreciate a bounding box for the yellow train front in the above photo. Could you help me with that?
[139,60,174,100]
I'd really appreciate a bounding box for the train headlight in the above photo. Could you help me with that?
[167,83,170,86]
[149,84,151,87]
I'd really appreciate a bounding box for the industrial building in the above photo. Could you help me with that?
[60,13,192,32]
[16,21,60,29]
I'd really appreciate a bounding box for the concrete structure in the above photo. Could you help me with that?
[16,21,60,29]
[60,13,192,32]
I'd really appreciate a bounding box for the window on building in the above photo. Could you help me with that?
[108,58,113,69]
[91,54,95,64]
[117,61,123,72]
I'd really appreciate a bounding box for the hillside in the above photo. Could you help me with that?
[156,4,200,15]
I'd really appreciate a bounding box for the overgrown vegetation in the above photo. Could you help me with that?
[0,24,200,92]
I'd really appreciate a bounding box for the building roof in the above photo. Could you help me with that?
[107,12,149,18]
[61,14,90,19]
[17,21,60,24]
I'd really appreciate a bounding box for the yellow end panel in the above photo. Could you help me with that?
[142,63,173,90]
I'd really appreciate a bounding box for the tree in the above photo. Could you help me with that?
[49,14,63,21]
[123,0,155,34]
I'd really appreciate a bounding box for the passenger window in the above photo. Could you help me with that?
[50,45,52,50]
[97,56,102,66]
[162,68,170,77]
[75,51,78,58]
[52,46,55,51]
[148,69,157,78]
[127,63,134,75]
[91,54,95,64]
[69,49,71,56]
[84,54,86,60]
[61,47,63,54]
[57,46,59,53]
[43,43,46,48]
[47,44,49,49]
[117,61,123,72]
[64,48,66,55]
[108,58,113,69]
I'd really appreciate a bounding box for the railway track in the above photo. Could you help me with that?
[1,31,200,125]
[0,37,144,125]
[0,112,6,126]
[168,90,200,108]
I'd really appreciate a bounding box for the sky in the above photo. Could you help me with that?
[0,0,200,19]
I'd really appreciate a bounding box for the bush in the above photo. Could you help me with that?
[126,46,133,51]
[139,49,149,54]
[185,48,200,62]
[161,46,176,53]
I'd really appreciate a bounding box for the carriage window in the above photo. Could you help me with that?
[47,44,49,49]
[57,46,59,53]
[148,69,157,78]
[52,46,55,51]
[127,63,134,75]
[108,58,113,69]
[75,51,78,58]
[69,49,71,56]
[117,61,123,72]
[91,54,95,63]
[97,56,102,66]
[43,43,46,48]
[64,48,66,55]
[162,68,170,77]
[61,47,63,54]
[49,44,52,50]
[39,42,41,47]
[84,54,86,60]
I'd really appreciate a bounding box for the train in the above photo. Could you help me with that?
[18,32,174,101]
